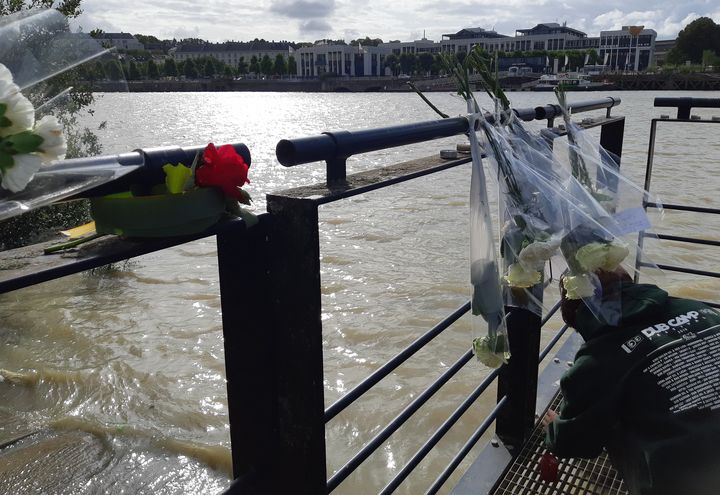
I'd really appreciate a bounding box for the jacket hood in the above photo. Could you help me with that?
[574,282,669,340]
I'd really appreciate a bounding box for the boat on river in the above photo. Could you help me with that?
[532,73,617,91]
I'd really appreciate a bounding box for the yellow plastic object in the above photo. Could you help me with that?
[60,221,97,239]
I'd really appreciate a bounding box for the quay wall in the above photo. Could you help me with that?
[92,72,720,93]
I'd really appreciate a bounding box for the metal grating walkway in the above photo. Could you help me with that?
[491,393,628,495]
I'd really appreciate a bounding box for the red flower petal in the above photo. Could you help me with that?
[196,143,250,200]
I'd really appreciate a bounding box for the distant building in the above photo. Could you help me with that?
[295,42,385,77]
[96,33,144,51]
[172,41,292,68]
[381,37,440,55]
[598,26,657,71]
[653,39,676,66]
[514,23,591,52]
[440,27,508,53]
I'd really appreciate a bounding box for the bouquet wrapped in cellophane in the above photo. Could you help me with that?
[411,46,664,367]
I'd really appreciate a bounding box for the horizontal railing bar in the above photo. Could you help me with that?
[314,156,471,206]
[425,396,508,495]
[655,97,720,109]
[539,325,570,363]
[0,217,254,295]
[277,117,470,167]
[638,262,720,279]
[540,301,561,327]
[641,232,720,247]
[276,98,620,168]
[534,97,621,121]
[326,349,474,492]
[644,202,720,215]
[325,302,471,423]
[379,367,501,494]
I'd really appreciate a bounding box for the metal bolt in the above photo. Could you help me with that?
[691,115,701,120]
[553,357,561,364]
[660,114,670,119]
[566,361,573,367]
[491,438,500,448]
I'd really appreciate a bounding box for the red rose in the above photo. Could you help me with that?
[539,452,559,482]
[195,143,250,200]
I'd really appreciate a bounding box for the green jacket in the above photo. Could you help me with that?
[546,282,720,495]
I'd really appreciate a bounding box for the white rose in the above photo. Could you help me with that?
[1,153,43,192]
[473,335,509,369]
[0,80,34,136]
[518,239,560,270]
[575,240,629,272]
[562,273,596,300]
[0,63,12,83]
[602,240,629,271]
[34,115,66,162]
[503,263,542,288]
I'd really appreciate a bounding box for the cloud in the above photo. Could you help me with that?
[269,0,336,19]
[299,19,333,35]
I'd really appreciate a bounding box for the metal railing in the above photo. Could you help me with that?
[0,97,625,495]
[636,97,720,308]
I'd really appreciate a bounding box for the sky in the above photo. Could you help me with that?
[71,0,720,43]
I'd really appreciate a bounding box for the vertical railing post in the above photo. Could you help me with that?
[217,217,278,489]
[264,193,328,493]
[494,289,543,450]
[600,117,625,166]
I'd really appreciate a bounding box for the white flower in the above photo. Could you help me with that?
[1,153,43,192]
[575,240,629,272]
[518,239,560,270]
[603,240,630,271]
[34,115,66,161]
[562,273,596,300]
[0,80,34,136]
[473,335,510,369]
[503,263,542,288]
[0,63,12,83]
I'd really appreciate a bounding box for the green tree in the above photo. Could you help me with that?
[184,57,198,78]
[398,52,416,75]
[287,55,297,76]
[0,0,82,17]
[417,52,434,75]
[127,60,141,80]
[350,36,383,46]
[147,59,159,79]
[249,55,260,74]
[273,54,287,75]
[164,58,178,77]
[260,54,273,76]
[223,65,234,78]
[105,59,124,80]
[668,17,720,64]
[237,56,248,74]
[203,58,216,78]
[384,53,399,76]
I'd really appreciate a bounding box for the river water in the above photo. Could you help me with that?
[1,90,719,494]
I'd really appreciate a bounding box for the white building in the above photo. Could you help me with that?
[96,33,144,52]
[172,41,292,68]
[296,42,385,77]
[598,26,657,71]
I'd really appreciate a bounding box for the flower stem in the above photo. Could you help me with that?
[43,233,105,254]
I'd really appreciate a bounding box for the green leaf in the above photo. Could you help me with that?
[6,131,43,154]
[0,151,13,170]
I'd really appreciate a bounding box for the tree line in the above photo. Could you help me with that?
[78,54,299,81]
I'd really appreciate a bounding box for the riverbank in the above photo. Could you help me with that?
[92,72,720,93]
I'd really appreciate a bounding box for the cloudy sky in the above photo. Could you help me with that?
[72,0,719,43]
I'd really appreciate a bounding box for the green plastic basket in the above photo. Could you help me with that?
[90,187,226,237]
